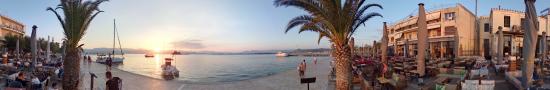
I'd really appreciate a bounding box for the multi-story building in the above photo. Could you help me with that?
[386,4,550,58]
[0,14,25,38]
[387,4,476,58]
[483,8,549,57]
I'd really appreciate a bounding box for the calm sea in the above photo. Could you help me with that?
[95,54,330,84]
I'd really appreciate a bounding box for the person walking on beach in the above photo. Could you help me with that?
[313,57,317,64]
[298,60,306,77]
[87,56,92,64]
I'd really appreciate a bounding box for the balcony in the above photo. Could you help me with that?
[0,24,25,35]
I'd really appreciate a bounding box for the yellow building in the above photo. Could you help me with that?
[0,15,25,38]
[387,4,476,58]
[387,5,550,58]
[483,8,549,57]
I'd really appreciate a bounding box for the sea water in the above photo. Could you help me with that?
[95,54,330,84]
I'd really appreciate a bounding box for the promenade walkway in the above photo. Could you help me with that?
[79,61,184,90]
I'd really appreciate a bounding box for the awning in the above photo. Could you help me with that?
[427,12,441,21]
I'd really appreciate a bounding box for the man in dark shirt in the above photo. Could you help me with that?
[105,71,120,90]
[16,72,29,87]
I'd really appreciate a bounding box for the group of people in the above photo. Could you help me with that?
[297,58,318,77]
[0,51,64,90]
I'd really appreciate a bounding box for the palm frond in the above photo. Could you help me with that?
[286,15,314,33]
[46,7,67,32]
[356,3,383,17]
[353,12,382,31]
[274,0,327,20]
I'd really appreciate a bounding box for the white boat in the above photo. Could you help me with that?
[96,55,124,63]
[97,19,125,64]
[276,52,289,57]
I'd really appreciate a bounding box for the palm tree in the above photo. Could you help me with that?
[1,34,21,52]
[47,0,107,89]
[274,0,382,89]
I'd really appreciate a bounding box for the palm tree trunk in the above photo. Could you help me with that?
[333,43,352,90]
[63,47,81,90]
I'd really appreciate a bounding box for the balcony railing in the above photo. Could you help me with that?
[0,24,25,34]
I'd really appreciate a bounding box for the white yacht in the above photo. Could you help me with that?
[276,52,289,57]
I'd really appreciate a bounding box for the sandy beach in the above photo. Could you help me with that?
[80,59,331,90]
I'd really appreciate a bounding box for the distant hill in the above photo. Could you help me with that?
[83,48,149,54]
[83,48,331,55]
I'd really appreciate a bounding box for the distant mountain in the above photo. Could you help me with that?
[83,48,331,55]
[240,48,331,54]
[84,48,149,54]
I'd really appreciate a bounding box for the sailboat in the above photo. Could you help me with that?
[97,19,125,64]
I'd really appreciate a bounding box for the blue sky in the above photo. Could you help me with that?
[0,0,549,52]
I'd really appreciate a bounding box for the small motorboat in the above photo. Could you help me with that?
[144,53,154,58]
[275,52,289,57]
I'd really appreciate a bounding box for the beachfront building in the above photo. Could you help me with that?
[387,4,476,58]
[484,8,550,57]
[386,4,550,59]
[0,14,25,38]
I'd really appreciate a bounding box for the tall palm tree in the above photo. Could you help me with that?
[47,0,107,89]
[274,0,382,89]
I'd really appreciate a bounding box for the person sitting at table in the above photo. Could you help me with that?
[16,72,29,87]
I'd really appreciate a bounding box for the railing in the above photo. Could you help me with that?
[0,24,24,34]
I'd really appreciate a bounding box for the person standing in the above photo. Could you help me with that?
[105,71,121,90]
[298,60,306,77]
[107,55,112,71]
[87,56,92,64]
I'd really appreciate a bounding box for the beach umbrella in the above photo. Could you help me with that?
[16,38,19,60]
[405,39,408,57]
[46,36,51,63]
[498,27,504,64]
[416,3,428,77]
[382,22,388,63]
[30,25,37,72]
[541,32,547,73]
[541,8,550,66]
[522,0,538,88]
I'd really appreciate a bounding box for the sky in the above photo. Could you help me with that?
[0,0,549,52]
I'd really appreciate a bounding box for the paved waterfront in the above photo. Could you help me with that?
[79,59,331,90]
[79,61,184,90]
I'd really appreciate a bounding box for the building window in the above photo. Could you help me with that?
[484,23,490,32]
[504,16,511,27]
[445,12,456,20]
[445,26,457,35]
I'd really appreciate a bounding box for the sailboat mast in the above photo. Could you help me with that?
[113,19,116,55]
